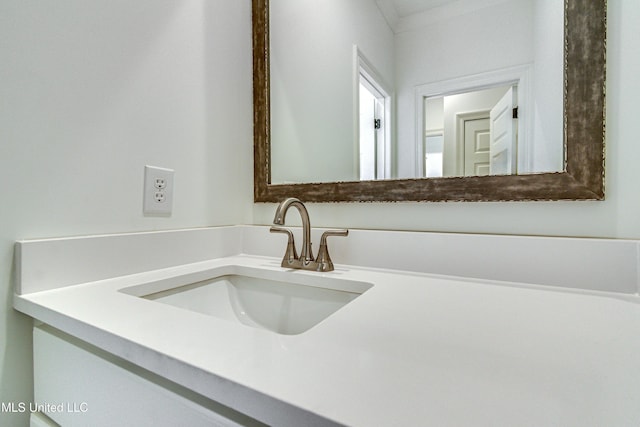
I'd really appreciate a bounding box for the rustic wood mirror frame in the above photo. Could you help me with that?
[253,0,605,202]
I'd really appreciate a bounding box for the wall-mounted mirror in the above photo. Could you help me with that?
[253,0,605,202]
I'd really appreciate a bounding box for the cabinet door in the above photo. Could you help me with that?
[33,325,260,427]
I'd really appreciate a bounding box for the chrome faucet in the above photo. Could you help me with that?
[270,198,348,272]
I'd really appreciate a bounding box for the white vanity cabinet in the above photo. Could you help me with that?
[15,226,640,427]
[31,325,262,427]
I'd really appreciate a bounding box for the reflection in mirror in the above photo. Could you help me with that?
[359,52,392,181]
[269,0,564,184]
[423,84,519,178]
[253,0,606,202]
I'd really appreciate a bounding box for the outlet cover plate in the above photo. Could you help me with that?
[144,166,174,215]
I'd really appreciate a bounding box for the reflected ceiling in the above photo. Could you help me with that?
[377,0,514,32]
[387,0,452,16]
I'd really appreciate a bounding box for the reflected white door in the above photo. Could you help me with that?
[464,117,491,176]
[373,97,386,179]
[489,86,518,175]
[359,83,377,180]
[359,82,386,180]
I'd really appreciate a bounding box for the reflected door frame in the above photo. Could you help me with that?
[354,45,394,180]
[415,64,533,178]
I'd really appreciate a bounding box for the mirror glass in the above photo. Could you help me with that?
[269,0,564,184]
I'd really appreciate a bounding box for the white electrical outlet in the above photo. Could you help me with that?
[144,166,174,215]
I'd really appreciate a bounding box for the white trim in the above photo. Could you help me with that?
[353,47,361,178]
[414,64,533,177]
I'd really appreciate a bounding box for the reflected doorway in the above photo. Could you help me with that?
[423,84,517,178]
[359,78,386,180]
[356,47,392,181]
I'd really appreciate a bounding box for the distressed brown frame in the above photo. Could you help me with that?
[253,0,606,202]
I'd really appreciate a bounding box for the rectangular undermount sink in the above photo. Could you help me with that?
[121,265,372,335]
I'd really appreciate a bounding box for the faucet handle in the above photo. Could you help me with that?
[315,229,349,272]
[270,226,298,267]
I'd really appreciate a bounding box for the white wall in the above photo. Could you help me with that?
[270,0,394,184]
[254,1,640,241]
[0,0,253,425]
[531,0,564,172]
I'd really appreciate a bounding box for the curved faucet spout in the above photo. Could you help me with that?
[273,197,314,263]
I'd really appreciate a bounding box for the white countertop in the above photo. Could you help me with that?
[14,254,640,426]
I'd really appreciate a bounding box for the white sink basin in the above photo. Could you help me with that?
[122,266,372,335]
